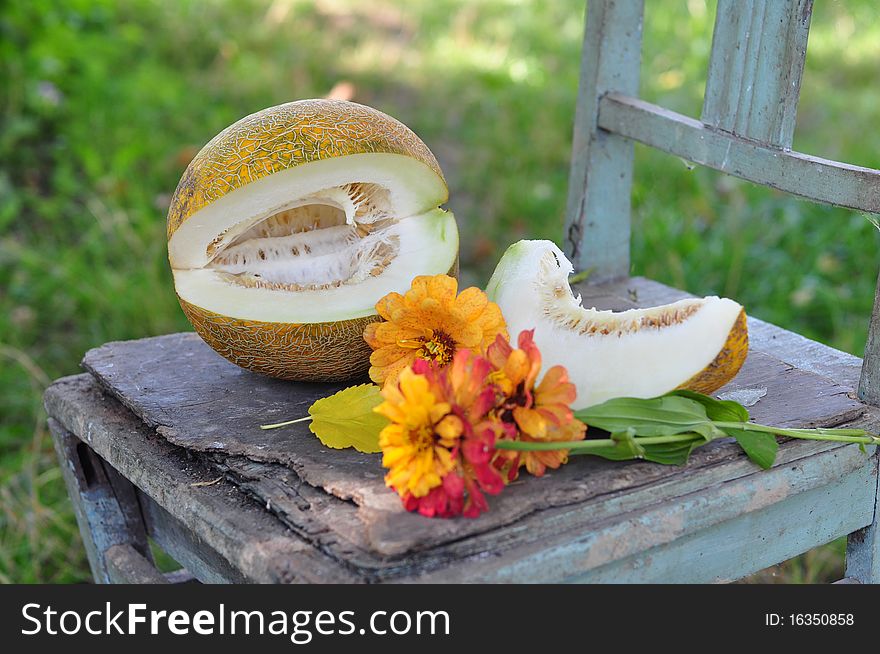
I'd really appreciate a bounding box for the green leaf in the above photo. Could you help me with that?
[670,389,749,422]
[732,430,778,469]
[641,439,703,466]
[577,443,640,462]
[576,395,723,440]
[307,384,388,453]
[568,432,704,465]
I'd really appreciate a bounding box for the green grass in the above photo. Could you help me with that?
[2,0,879,583]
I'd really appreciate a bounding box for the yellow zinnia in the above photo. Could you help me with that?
[363,274,507,387]
[375,367,462,498]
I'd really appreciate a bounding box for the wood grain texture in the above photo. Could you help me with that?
[702,0,813,149]
[45,376,359,583]
[858,269,880,405]
[49,419,154,584]
[845,450,880,583]
[104,544,169,584]
[414,441,877,583]
[563,0,644,282]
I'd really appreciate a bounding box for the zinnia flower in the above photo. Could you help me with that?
[488,330,586,477]
[363,274,507,387]
[375,350,506,518]
[374,366,459,499]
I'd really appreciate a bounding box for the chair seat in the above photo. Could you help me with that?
[43,276,879,583]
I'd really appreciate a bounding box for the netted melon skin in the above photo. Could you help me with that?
[677,309,749,394]
[179,298,380,382]
[167,99,445,239]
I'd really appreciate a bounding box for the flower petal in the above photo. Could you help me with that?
[513,406,548,439]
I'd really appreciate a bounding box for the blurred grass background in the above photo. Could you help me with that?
[2,0,879,583]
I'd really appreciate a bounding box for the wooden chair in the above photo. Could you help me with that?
[563,0,879,581]
[45,0,879,583]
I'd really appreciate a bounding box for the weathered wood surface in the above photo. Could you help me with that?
[702,0,812,149]
[858,270,880,405]
[46,373,878,582]
[563,0,644,282]
[597,93,880,214]
[845,450,880,584]
[45,376,359,583]
[49,419,155,584]
[104,544,169,584]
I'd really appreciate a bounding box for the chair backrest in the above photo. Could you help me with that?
[565,0,880,405]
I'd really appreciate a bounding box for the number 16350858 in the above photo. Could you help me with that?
[765,614,854,626]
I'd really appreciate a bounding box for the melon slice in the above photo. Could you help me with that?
[486,240,748,409]
[167,100,458,381]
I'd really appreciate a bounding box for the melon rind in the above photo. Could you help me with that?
[166,99,445,240]
[486,240,749,410]
[179,300,379,382]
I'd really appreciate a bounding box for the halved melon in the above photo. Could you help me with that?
[167,99,459,381]
[486,240,748,409]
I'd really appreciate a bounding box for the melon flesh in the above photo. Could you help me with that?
[486,240,747,410]
[169,153,458,324]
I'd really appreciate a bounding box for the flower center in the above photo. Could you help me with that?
[398,329,457,366]
[412,424,436,452]
[498,382,531,424]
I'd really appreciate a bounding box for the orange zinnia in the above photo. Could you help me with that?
[363,274,507,387]
[488,330,586,477]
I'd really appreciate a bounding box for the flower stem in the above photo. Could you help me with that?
[714,421,880,445]
[494,433,703,452]
[494,423,880,452]
[260,416,312,430]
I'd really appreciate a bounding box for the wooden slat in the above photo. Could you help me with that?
[105,544,169,584]
[859,271,880,405]
[573,456,876,583]
[702,0,812,149]
[564,0,644,282]
[598,93,880,213]
[139,492,248,584]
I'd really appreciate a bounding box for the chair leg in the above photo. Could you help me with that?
[845,451,880,583]
[49,418,154,583]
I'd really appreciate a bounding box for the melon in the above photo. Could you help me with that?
[486,240,748,409]
[167,99,458,381]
